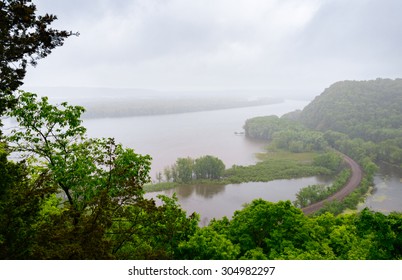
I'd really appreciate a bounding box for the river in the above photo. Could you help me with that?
[83,100,309,177]
[82,99,402,220]
[145,177,332,226]
[83,100,330,223]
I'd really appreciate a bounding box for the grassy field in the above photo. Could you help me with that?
[256,148,318,162]
[224,151,329,184]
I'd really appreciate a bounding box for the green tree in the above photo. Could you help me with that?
[0,0,76,259]
[194,155,225,179]
[239,247,268,260]
[177,227,239,260]
[156,171,162,183]
[0,146,56,259]
[243,115,302,141]
[355,209,397,259]
[228,200,308,256]
[0,0,76,116]
[313,152,342,173]
[5,92,153,258]
[163,166,172,182]
[7,92,151,212]
[174,157,194,183]
[110,194,199,260]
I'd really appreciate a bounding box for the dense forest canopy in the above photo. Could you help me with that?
[243,78,402,216]
[246,78,402,167]
[298,78,402,142]
[296,78,402,166]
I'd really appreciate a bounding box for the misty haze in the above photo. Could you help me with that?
[1,0,402,263]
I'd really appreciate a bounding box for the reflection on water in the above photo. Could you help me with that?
[145,176,332,225]
[171,184,227,199]
[359,163,402,213]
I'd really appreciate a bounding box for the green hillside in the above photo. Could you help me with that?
[299,78,402,142]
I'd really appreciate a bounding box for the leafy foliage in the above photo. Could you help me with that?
[7,92,151,213]
[2,91,199,259]
[198,200,402,260]
[174,157,194,183]
[298,79,402,166]
[225,157,329,183]
[109,194,199,260]
[194,155,225,180]
[244,116,301,141]
[293,169,351,208]
[162,155,226,183]
[177,227,239,260]
[0,146,55,259]
[244,115,327,152]
[299,79,402,142]
[313,151,343,172]
[242,79,399,215]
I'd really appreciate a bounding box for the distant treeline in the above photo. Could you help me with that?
[81,96,282,118]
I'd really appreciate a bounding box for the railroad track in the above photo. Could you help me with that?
[302,153,363,215]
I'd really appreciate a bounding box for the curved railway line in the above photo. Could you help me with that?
[302,153,363,215]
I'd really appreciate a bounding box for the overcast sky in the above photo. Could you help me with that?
[23,0,402,94]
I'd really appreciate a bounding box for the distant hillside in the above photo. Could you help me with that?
[82,96,281,118]
[22,87,282,118]
[298,78,402,142]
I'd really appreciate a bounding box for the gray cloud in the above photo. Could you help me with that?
[24,0,402,94]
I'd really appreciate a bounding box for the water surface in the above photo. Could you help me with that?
[146,176,332,225]
[84,100,309,177]
[359,163,402,213]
